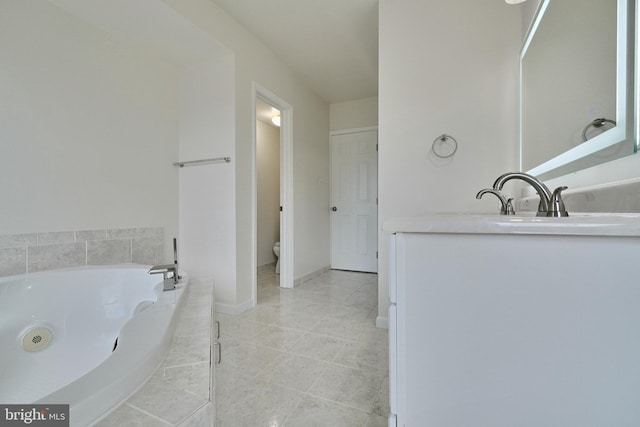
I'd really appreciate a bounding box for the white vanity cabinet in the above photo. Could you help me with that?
[387,215,640,427]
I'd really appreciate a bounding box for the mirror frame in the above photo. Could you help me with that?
[519,0,637,178]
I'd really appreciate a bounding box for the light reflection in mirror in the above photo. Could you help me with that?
[520,0,635,180]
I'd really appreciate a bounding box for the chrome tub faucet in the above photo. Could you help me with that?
[148,264,178,291]
[148,238,181,292]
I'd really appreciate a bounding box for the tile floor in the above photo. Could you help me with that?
[95,267,388,427]
[215,267,389,427]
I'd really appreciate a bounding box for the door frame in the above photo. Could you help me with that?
[252,83,294,299]
[329,126,379,272]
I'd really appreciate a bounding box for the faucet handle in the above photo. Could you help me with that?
[505,198,515,215]
[548,186,569,217]
[476,189,516,215]
[148,264,176,275]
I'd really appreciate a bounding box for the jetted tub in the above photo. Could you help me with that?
[0,265,188,426]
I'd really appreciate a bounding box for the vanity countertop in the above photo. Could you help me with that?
[384,213,640,237]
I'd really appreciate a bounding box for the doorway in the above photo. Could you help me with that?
[255,98,281,278]
[253,84,294,305]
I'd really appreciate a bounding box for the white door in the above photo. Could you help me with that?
[330,129,378,272]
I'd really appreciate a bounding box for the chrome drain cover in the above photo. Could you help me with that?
[21,327,52,352]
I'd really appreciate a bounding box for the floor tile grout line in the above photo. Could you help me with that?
[296,392,375,418]
[245,372,379,419]
[303,361,332,394]
[160,360,210,370]
[220,337,387,390]
[219,337,340,367]
[280,396,305,427]
[174,402,211,427]
[123,403,176,426]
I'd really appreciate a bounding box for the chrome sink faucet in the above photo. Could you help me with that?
[491,172,568,217]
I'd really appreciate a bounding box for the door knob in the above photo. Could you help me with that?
[331,207,337,212]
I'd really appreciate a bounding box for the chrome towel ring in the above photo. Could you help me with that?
[432,134,458,158]
[582,118,616,141]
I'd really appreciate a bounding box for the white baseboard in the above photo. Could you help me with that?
[215,298,255,316]
[376,315,389,329]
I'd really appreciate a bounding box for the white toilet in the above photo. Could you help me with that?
[273,242,280,274]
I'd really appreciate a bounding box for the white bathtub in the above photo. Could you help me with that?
[0,264,187,426]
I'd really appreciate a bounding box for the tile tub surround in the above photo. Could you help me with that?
[94,277,215,427]
[0,227,163,277]
[216,268,389,427]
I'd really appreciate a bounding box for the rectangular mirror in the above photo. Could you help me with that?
[520,0,636,180]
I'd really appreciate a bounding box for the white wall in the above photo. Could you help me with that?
[0,0,180,259]
[256,120,280,267]
[330,96,378,131]
[378,0,521,325]
[163,0,330,310]
[178,58,237,305]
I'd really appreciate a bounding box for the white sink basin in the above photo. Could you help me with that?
[384,212,640,236]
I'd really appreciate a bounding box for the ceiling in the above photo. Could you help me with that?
[210,0,379,104]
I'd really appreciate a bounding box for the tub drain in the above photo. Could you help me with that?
[21,327,52,352]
